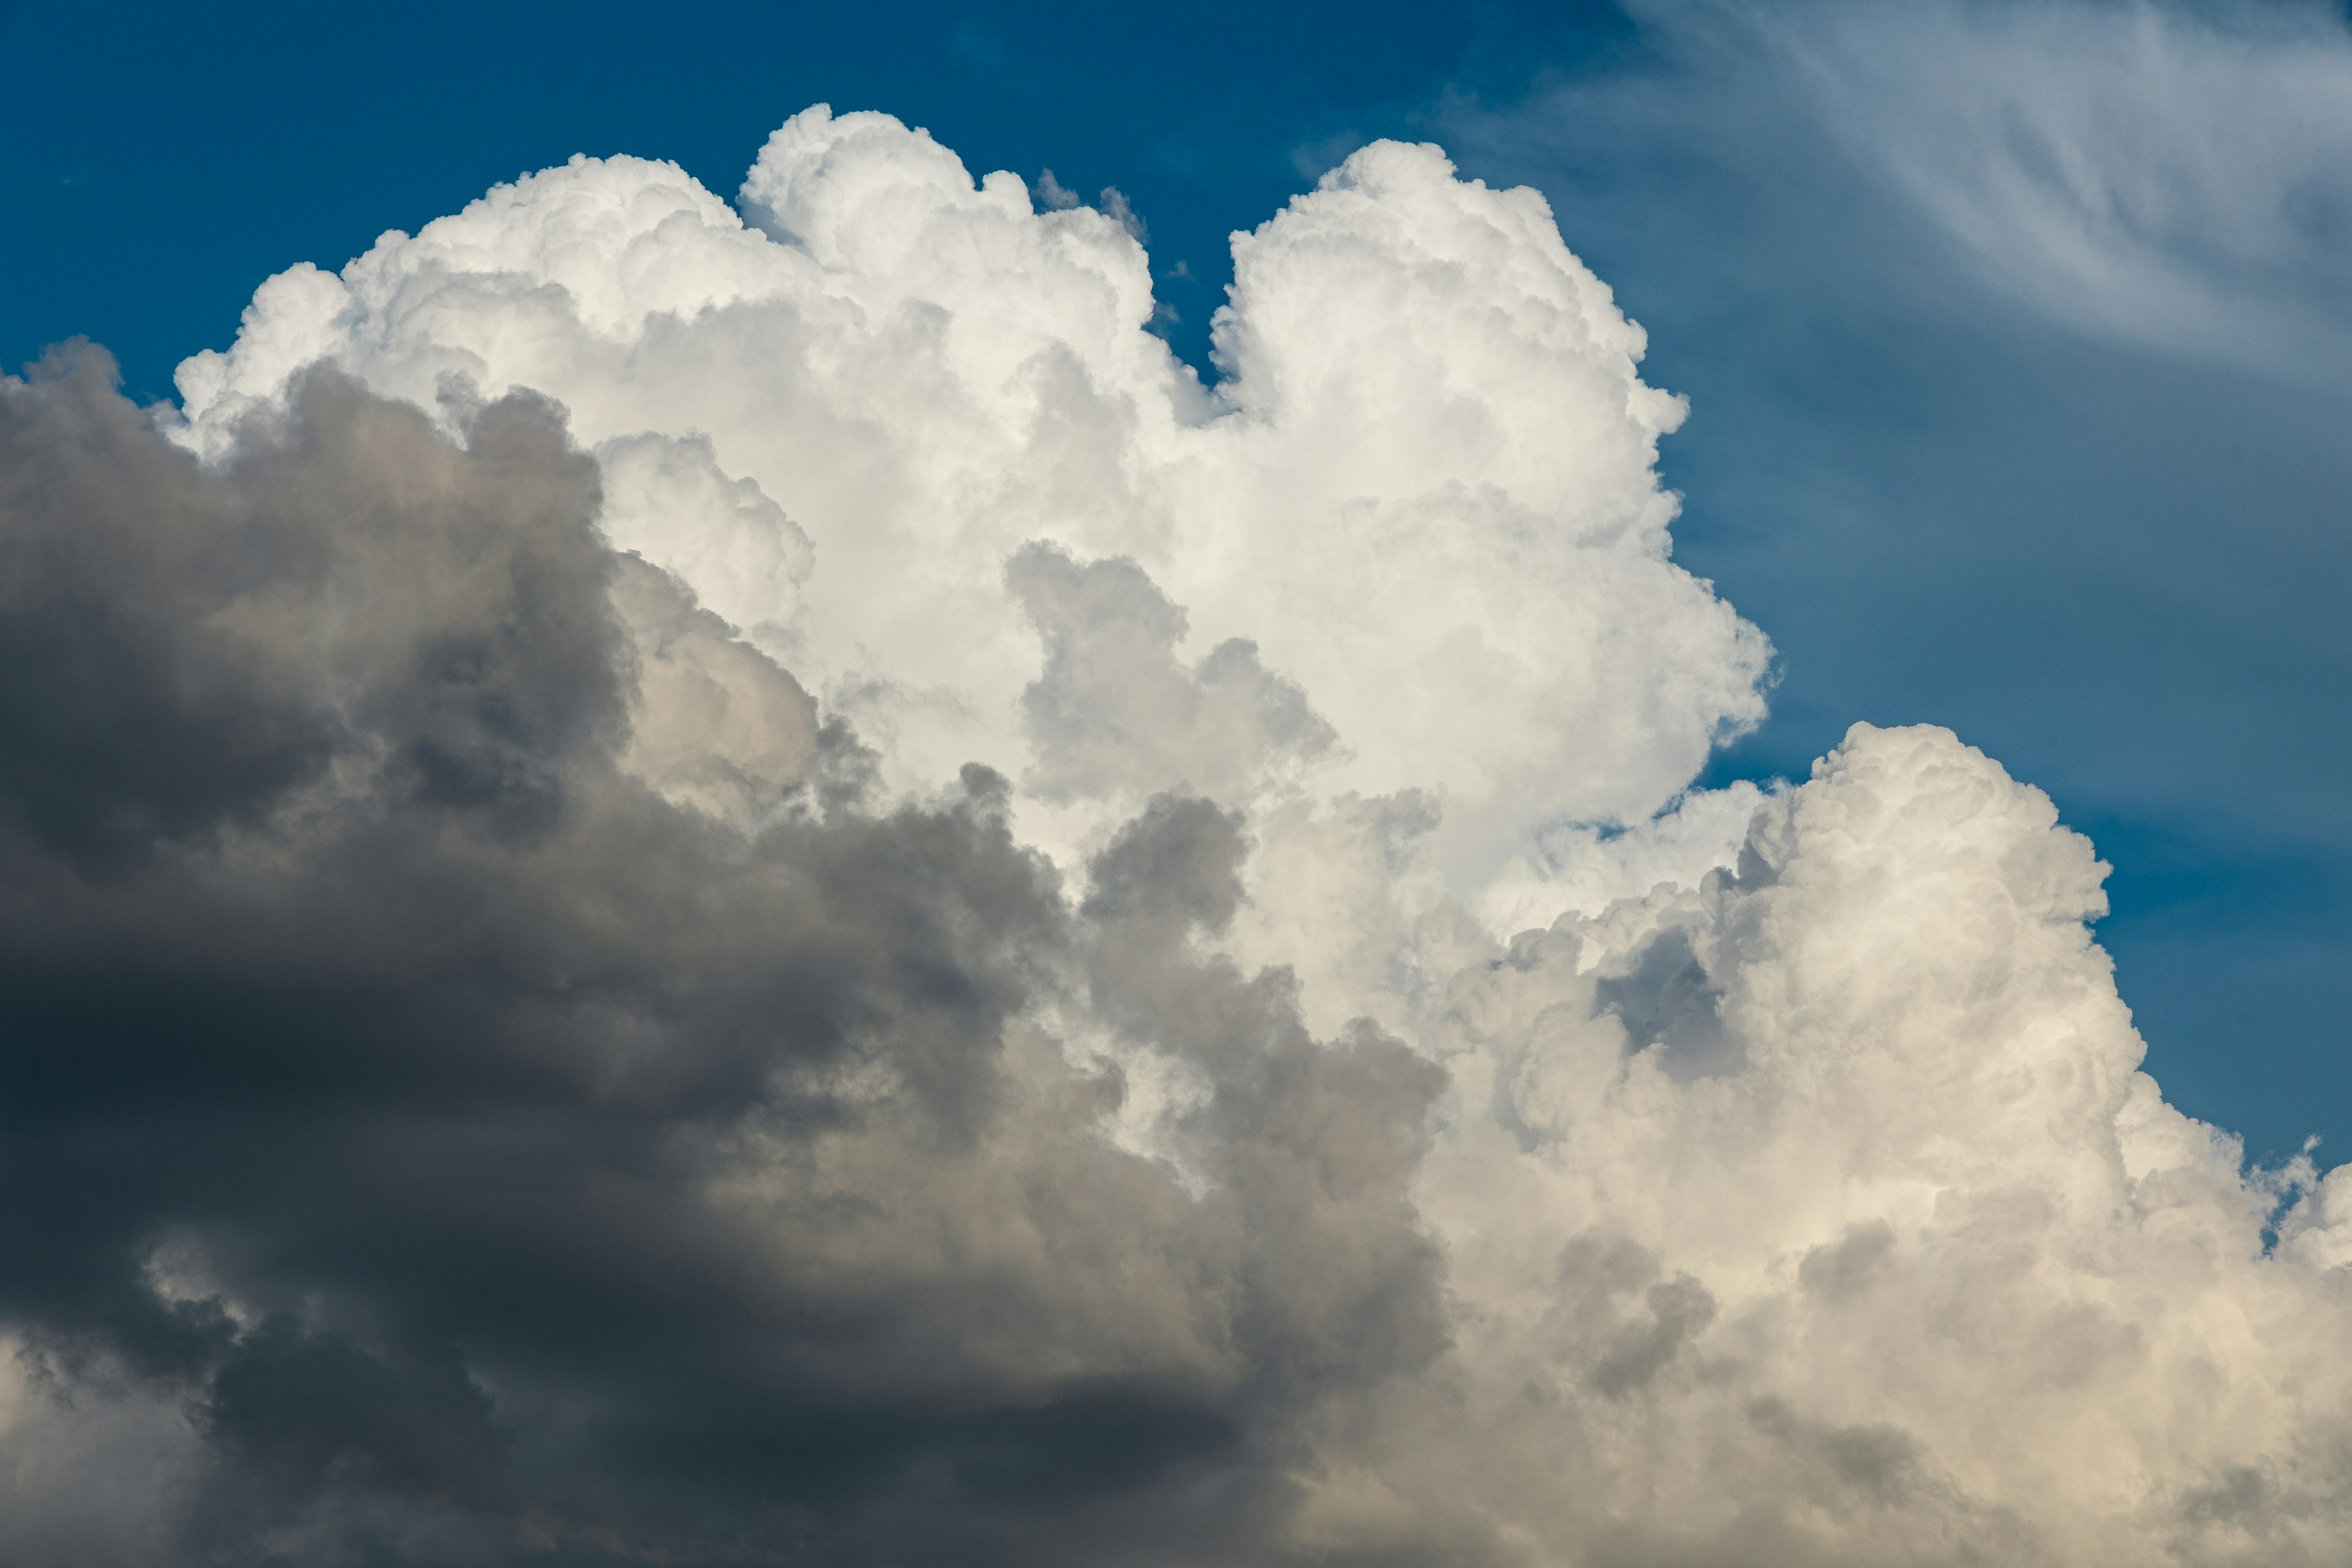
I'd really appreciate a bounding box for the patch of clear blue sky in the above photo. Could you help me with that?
[4,0,2344,1164]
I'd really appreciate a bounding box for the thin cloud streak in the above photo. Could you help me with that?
[1635,0,2352,384]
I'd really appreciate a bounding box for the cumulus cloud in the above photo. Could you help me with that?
[167,104,1768,897]
[0,347,1444,1566]
[4,98,2349,1566]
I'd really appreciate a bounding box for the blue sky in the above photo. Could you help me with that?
[6,0,2346,1164]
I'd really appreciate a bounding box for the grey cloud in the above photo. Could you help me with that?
[20,64,2347,1545]
[0,346,336,867]
[1594,925,1740,1083]
[0,345,624,865]
[1588,1273,1717,1400]
[1008,541,1336,808]
[613,554,827,827]
[1798,1219,1898,1304]
[0,345,1457,1567]
[1542,1233,1716,1401]
[1074,794,1451,1397]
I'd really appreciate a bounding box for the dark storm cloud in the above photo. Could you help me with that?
[0,348,1450,1567]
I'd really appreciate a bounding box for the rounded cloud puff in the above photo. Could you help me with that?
[170,105,1769,902]
[1416,723,2352,1564]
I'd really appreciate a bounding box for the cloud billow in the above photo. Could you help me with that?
[2,102,2348,1567]
[0,347,1449,1565]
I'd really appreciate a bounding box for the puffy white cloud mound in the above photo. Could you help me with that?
[170,105,1768,901]
[1407,721,2352,1563]
[73,105,2348,1562]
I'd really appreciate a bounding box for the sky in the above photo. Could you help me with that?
[8,0,2346,1163]
[4,1,2352,1563]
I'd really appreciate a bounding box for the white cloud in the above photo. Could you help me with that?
[168,105,1768,904]
[149,102,2352,1561]
[1403,722,2352,1563]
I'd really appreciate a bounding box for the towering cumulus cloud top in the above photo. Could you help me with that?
[170,105,1768,906]
[0,107,2343,1566]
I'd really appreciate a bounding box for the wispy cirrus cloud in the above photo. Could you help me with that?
[1618,0,2352,382]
